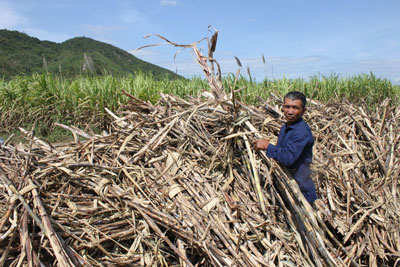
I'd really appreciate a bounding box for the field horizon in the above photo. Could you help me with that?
[0,71,399,143]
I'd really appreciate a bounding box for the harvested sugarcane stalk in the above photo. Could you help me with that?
[0,89,398,266]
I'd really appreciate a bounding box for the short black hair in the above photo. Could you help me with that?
[284,91,307,109]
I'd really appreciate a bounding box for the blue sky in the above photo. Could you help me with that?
[1,0,400,84]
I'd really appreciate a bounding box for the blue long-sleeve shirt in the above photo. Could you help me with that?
[266,118,317,203]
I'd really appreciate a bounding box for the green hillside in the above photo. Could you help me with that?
[0,29,181,79]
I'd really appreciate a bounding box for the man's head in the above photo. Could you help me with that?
[282,91,307,125]
[284,91,307,108]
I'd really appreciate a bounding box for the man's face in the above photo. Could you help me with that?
[282,98,306,125]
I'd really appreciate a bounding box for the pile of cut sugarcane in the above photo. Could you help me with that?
[1,33,399,267]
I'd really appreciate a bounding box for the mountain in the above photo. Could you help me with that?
[0,29,181,79]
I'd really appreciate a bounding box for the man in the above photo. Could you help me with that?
[252,91,318,203]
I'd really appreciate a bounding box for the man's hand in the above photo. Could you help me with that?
[252,139,270,151]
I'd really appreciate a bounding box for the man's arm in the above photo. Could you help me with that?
[266,131,310,167]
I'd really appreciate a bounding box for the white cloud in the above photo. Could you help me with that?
[0,1,29,28]
[268,56,325,65]
[129,48,158,60]
[144,52,399,84]
[376,39,400,56]
[80,24,127,45]
[356,39,400,59]
[127,49,400,84]
[200,55,327,80]
[129,47,201,77]
[22,27,71,43]
[82,24,121,36]
[0,1,69,43]
[119,8,146,25]
[160,0,178,6]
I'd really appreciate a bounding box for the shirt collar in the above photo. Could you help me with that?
[285,117,303,130]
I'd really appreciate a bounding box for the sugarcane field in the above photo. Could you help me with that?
[0,32,399,267]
